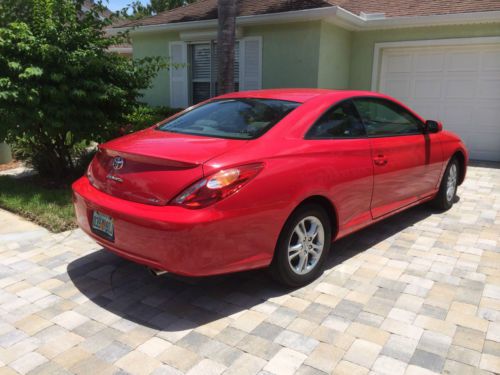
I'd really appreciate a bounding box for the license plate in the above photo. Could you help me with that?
[91,211,114,241]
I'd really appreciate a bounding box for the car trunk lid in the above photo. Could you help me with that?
[88,129,246,205]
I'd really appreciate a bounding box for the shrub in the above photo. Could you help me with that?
[124,105,183,133]
[0,0,166,183]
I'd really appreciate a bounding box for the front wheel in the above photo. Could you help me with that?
[270,204,331,287]
[432,158,459,211]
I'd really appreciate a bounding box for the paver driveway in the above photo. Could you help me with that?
[0,163,499,375]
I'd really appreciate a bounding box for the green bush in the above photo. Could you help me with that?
[0,0,166,183]
[124,105,183,133]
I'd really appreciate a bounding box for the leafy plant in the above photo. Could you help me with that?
[118,0,196,19]
[124,105,182,133]
[0,0,166,182]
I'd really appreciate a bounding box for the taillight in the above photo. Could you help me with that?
[86,159,96,187]
[171,163,264,209]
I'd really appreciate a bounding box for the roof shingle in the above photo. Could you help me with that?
[117,0,500,28]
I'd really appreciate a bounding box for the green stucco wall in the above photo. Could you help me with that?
[133,31,179,107]
[318,22,352,89]
[245,22,322,88]
[131,20,500,107]
[350,23,500,90]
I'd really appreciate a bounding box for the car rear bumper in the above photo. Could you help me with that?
[72,177,275,276]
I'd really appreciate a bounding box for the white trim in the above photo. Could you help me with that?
[109,6,500,35]
[371,36,500,91]
[169,41,189,108]
[359,10,500,30]
[239,36,263,90]
[108,46,133,54]
[179,28,243,41]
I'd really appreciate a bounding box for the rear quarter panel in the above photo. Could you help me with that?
[205,136,374,264]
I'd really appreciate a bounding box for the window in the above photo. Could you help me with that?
[353,98,422,137]
[190,42,239,105]
[158,98,300,140]
[306,100,366,139]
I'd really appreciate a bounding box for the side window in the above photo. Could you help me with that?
[306,100,366,139]
[353,98,422,137]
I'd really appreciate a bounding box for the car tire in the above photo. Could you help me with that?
[432,158,459,211]
[270,204,331,287]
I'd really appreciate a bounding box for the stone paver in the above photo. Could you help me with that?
[0,163,499,374]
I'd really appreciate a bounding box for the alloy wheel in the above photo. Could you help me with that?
[446,163,458,202]
[287,216,325,275]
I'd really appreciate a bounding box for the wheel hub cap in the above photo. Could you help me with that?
[446,164,458,202]
[288,216,325,275]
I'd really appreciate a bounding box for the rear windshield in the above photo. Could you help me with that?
[157,98,300,139]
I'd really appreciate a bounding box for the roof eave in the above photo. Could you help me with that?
[109,6,339,35]
[374,10,500,29]
[108,7,500,36]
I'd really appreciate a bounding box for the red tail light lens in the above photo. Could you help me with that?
[171,163,264,208]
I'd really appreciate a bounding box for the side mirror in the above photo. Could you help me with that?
[425,120,442,133]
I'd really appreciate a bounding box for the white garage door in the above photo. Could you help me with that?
[377,42,500,161]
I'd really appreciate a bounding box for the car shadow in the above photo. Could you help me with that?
[67,203,439,331]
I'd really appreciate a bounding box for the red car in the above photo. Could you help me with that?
[73,89,468,286]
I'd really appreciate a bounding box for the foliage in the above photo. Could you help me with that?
[124,104,182,133]
[0,0,33,26]
[118,0,195,19]
[0,0,166,182]
[0,175,76,232]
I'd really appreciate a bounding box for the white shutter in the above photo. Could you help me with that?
[239,37,262,91]
[169,42,188,108]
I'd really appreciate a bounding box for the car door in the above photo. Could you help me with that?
[352,97,443,219]
[305,100,374,236]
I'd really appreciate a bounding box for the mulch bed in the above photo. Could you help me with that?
[0,160,22,172]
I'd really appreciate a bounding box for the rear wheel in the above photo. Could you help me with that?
[432,158,459,211]
[270,204,331,287]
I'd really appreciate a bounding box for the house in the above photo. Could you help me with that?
[82,0,133,56]
[114,0,500,162]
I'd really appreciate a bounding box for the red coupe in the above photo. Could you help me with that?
[72,89,468,286]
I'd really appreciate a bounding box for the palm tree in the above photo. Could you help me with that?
[216,0,236,95]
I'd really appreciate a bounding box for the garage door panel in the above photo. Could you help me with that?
[474,105,500,131]
[445,79,476,98]
[465,133,500,154]
[442,103,473,126]
[385,53,412,73]
[414,53,445,72]
[383,79,411,99]
[481,51,500,71]
[478,79,500,99]
[379,42,500,161]
[446,51,480,72]
[414,79,442,98]
[410,102,440,120]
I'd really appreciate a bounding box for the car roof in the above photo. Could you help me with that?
[215,88,387,103]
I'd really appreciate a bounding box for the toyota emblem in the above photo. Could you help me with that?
[112,156,124,170]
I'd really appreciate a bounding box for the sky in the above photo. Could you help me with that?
[106,0,148,11]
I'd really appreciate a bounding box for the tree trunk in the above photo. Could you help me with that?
[216,0,236,95]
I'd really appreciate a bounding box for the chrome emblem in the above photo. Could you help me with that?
[106,174,123,183]
[112,156,124,170]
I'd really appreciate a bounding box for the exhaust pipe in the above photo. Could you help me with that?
[148,267,168,276]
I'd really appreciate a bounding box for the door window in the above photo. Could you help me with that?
[306,100,366,139]
[353,98,422,137]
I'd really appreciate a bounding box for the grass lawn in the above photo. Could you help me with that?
[0,175,76,232]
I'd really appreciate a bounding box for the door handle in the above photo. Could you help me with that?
[374,155,388,166]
